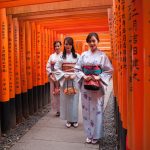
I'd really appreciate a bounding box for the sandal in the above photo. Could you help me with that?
[91,139,99,144]
[65,122,71,128]
[72,122,79,128]
[86,137,92,144]
[55,112,60,117]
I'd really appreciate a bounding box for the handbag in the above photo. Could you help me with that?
[63,80,77,95]
[82,66,102,91]
[84,78,101,91]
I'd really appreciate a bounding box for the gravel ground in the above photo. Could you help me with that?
[99,93,118,150]
[0,105,51,150]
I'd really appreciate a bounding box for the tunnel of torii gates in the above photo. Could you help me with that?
[0,0,149,150]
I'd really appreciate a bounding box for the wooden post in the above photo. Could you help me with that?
[131,1,144,149]
[7,15,16,128]
[36,24,42,109]
[143,0,150,149]
[0,8,11,133]
[125,0,133,149]
[47,29,51,103]
[19,21,29,118]
[13,17,23,124]
[41,27,45,107]
[31,22,38,112]
[121,0,127,130]
[44,28,49,105]
[25,21,34,115]
[0,9,1,136]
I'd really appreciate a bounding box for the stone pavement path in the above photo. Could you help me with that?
[10,80,113,150]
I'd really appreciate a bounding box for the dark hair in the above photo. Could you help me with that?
[62,37,77,59]
[53,40,62,48]
[86,32,100,43]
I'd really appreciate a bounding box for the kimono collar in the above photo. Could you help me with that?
[89,49,99,54]
[55,52,62,56]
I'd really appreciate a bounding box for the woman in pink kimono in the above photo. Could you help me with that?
[46,41,62,117]
[75,33,113,144]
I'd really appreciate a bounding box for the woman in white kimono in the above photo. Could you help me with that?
[75,33,113,144]
[46,41,62,117]
[54,37,80,128]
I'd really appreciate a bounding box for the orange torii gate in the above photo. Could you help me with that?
[0,0,112,145]
[108,0,150,150]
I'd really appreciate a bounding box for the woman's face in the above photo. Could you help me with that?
[64,40,72,53]
[88,36,99,51]
[54,42,61,53]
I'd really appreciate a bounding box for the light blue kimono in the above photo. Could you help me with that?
[54,53,80,122]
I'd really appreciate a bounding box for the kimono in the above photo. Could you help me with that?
[54,53,80,122]
[46,52,62,112]
[75,50,113,139]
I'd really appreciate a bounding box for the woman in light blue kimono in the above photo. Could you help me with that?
[75,33,113,144]
[54,37,80,128]
[46,41,62,117]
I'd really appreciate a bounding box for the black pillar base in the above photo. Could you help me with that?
[1,101,11,133]
[37,85,42,110]
[21,92,29,119]
[42,85,45,107]
[10,98,16,129]
[28,89,34,115]
[33,86,38,113]
[0,103,1,136]
[47,82,50,104]
[15,94,23,124]
[45,83,48,105]
[115,97,127,150]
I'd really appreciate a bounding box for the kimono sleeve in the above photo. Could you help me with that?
[74,54,85,82]
[54,57,65,81]
[46,55,52,77]
[99,54,113,86]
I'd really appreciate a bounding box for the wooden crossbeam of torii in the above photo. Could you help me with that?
[5,0,110,23]
[0,0,74,8]
[35,18,108,28]
[5,0,112,14]
[34,17,109,34]
[13,9,107,20]
[48,26,109,34]
[3,0,112,55]
[31,15,108,25]
[4,0,111,35]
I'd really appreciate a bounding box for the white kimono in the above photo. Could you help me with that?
[54,53,80,122]
[46,52,62,112]
[75,50,113,139]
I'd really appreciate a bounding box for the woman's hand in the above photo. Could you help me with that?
[92,75,100,81]
[51,61,55,65]
[50,74,56,82]
[64,74,70,80]
[70,75,76,80]
[83,75,92,81]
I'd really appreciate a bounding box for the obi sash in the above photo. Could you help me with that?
[82,65,102,91]
[82,65,102,75]
[62,63,76,72]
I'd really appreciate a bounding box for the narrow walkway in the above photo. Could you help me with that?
[10,81,113,150]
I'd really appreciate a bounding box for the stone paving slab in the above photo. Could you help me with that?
[11,140,85,150]
[10,80,113,150]
[11,139,99,150]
